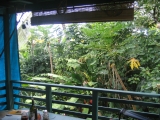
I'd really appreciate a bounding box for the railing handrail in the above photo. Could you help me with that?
[12,80,160,120]
[0,80,5,83]
[12,80,160,98]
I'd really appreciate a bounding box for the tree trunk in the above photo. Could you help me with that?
[48,43,54,74]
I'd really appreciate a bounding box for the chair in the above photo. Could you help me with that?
[119,108,151,120]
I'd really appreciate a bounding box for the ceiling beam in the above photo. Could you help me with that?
[0,0,134,13]
[31,8,134,25]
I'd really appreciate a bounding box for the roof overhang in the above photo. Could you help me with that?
[0,0,135,24]
[0,0,134,12]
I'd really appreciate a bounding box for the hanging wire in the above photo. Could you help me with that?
[57,0,68,14]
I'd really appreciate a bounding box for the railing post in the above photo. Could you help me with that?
[46,86,52,112]
[92,91,98,120]
[4,8,13,110]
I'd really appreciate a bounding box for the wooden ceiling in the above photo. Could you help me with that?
[0,0,135,24]
[0,0,134,13]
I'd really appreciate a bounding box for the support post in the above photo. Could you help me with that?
[46,86,52,112]
[92,91,98,120]
[4,8,13,110]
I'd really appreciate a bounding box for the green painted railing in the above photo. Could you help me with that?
[11,80,160,120]
[0,81,7,106]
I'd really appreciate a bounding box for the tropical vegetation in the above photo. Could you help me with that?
[18,0,160,119]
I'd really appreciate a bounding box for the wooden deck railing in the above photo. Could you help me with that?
[0,81,6,106]
[8,80,160,120]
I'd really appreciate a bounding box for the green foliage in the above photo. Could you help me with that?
[19,1,160,118]
[65,97,79,110]
[66,58,81,69]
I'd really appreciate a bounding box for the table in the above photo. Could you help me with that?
[0,110,85,120]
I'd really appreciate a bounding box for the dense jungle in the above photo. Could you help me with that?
[18,0,160,119]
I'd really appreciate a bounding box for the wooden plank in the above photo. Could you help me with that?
[31,8,134,25]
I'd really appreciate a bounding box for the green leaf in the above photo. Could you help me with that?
[43,73,72,81]
[52,104,65,110]
[66,59,81,69]
[22,84,29,87]
[87,82,97,86]
[31,77,51,81]
[25,99,32,104]
[70,73,83,83]
[65,97,79,110]
[29,85,45,90]
[82,108,89,114]
[52,87,58,91]
[109,102,114,108]
[89,60,97,66]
